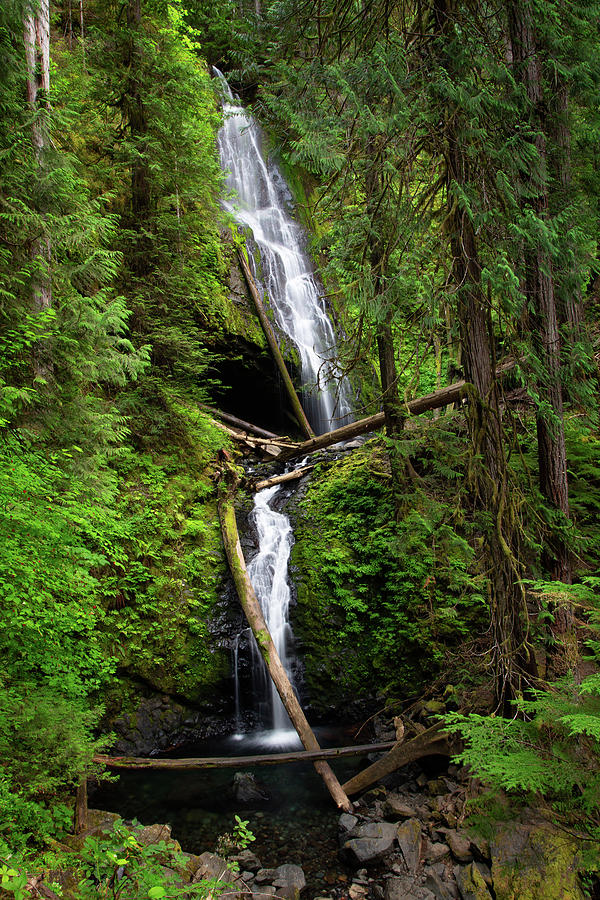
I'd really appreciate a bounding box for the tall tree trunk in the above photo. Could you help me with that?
[433,0,534,702]
[24,0,52,377]
[124,0,151,273]
[507,0,572,590]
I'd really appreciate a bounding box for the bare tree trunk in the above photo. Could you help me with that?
[79,0,85,67]
[507,0,572,590]
[24,0,52,378]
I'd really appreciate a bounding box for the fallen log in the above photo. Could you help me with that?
[279,381,469,462]
[253,465,314,492]
[238,248,315,441]
[341,723,452,796]
[218,489,352,812]
[93,740,396,771]
[279,357,522,462]
[200,404,282,441]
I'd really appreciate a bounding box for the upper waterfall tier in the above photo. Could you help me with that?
[215,69,353,436]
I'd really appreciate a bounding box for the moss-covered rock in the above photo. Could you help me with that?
[490,823,585,900]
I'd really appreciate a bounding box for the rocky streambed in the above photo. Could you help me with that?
[75,752,588,900]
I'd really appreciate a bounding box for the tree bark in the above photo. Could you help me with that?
[93,741,396,770]
[24,0,52,377]
[253,465,314,492]
[238,249,315,440]
[218,490,352,812]
[341,724,452,796]
[124,0,151,273]
[279,379,469,461]
[74,778,88,833]
[507,0,572,589]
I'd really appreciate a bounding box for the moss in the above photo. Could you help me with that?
[290,432,486,712]
[491,825,586,900]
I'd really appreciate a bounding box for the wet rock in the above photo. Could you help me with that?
[454,863,492,900]
[490,823,585,900]
[396,818,422,874]
[273,863,306,900]
[384,875,435,900]
[445,831,472,864]
[233,772,270,804]
[342,822,399,865]
[349,884,368,899]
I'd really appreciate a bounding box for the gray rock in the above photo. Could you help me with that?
[397,818,422,874]
[384,794,417,819]
[339,814,359,833]
[192,853,239,894]
[424,842,450,864]
[423,869,457,900]
[342,822,399,865]
[384,875,435,900]
[273,864,306,900]
[233,850,262,873]
[253,887,277,899]
[233,772,270,803]
[255,869,276,884]
[446,831,472,864]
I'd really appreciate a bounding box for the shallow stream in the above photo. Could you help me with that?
[94,730,367,894]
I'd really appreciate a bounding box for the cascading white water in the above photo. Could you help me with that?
[246,485,295,732]
[215,71,353,739]
[215,69,353,437]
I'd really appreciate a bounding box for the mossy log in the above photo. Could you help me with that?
[218,491,352,812]
[341,723,452,796]
[74,777,88,833]
[93,741,396,770]
[253,465,314,492]
[279,358,519,462]
[237,248,315,441]
[279,382,469,461]
[199,404,281,441]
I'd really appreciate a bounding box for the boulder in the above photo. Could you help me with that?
[423,869,458,900]
[397,818,422,874]
[445,831,472,864]
[192,851,239,895]
[385,794,418,820]
[490,823,586,900]
[233,772,270,804]
[273,864,306,900]
[342,822,399,865]
[384,875,435,900]
[454,863,492,900]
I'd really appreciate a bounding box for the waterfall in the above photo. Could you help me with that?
[214,69,353,437]
[215,70,352,738]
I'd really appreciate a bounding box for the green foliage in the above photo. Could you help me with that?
[292,432,485,706]
[76,820,226,900]
[444,674,600,836]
